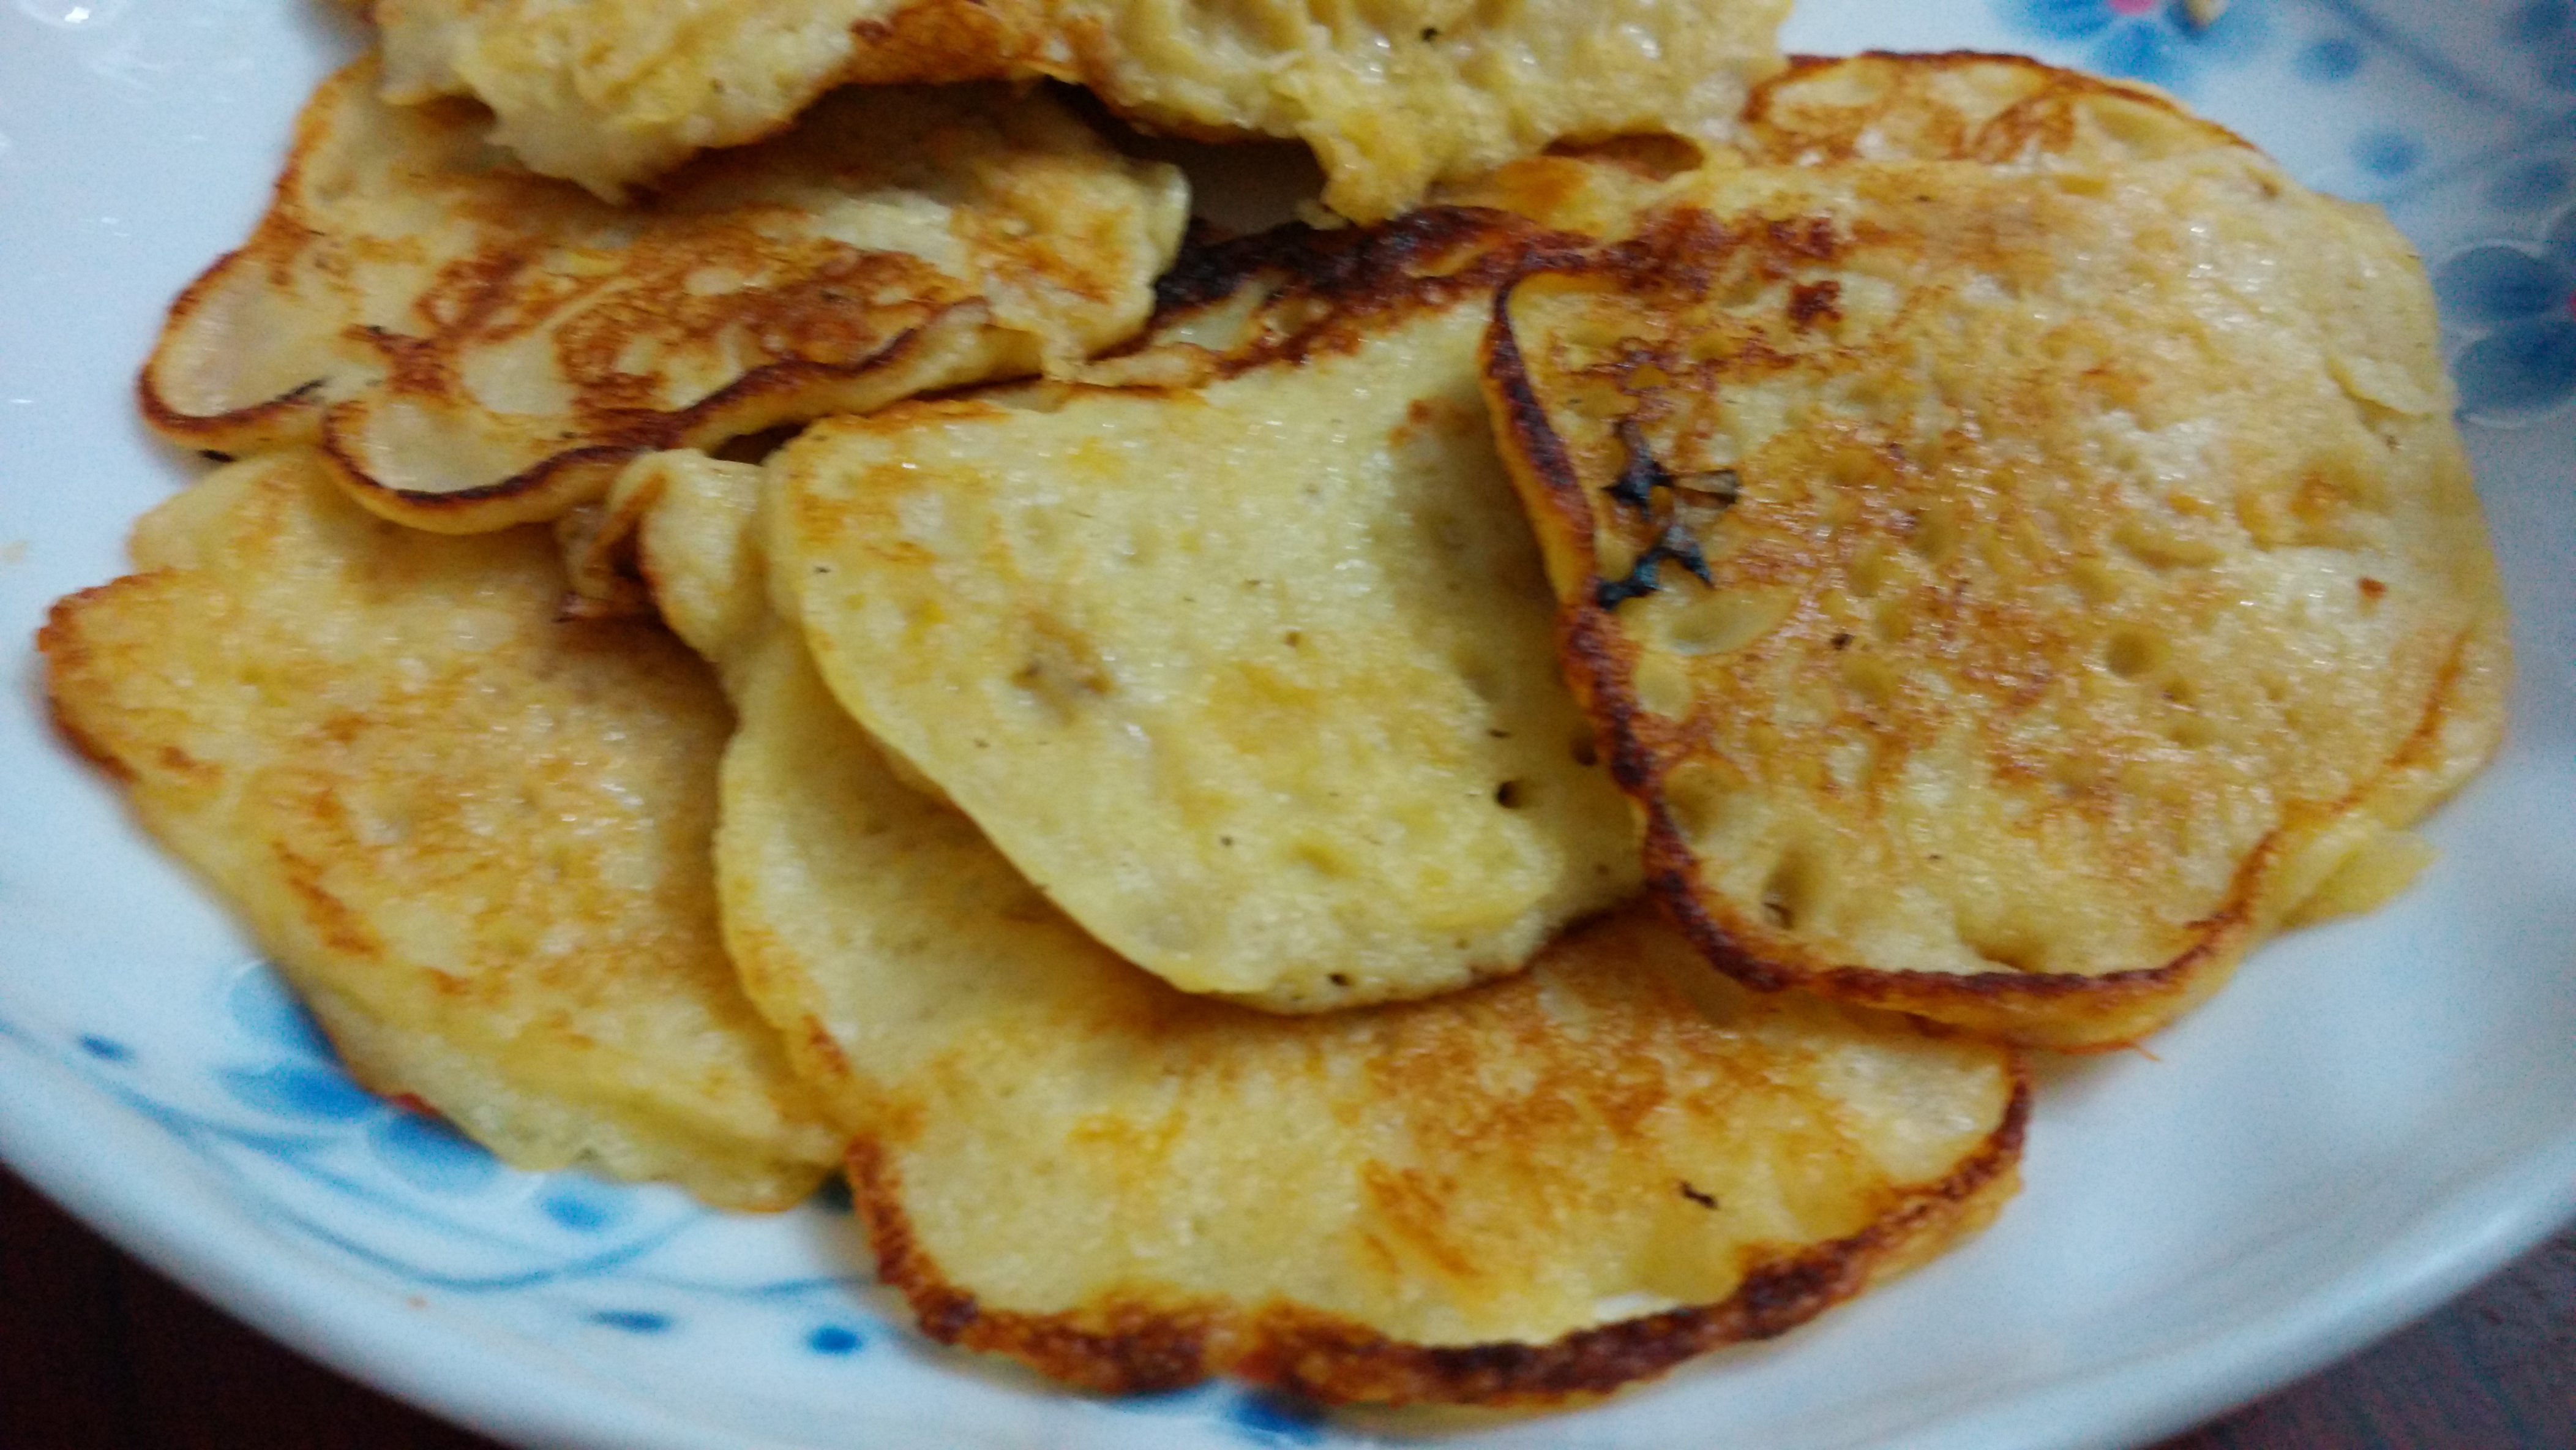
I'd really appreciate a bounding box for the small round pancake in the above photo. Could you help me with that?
[374,0,1791,222]
[1480,54,2510,1049]
[773,214,1642,1011]
[631,449,2027,1405]
[141,58,1186,532]
[39,451,840,1208]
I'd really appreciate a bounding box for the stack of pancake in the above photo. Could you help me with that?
[39,1,2507,1411]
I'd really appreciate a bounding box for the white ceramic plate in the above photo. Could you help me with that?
[3,2,2572,1448]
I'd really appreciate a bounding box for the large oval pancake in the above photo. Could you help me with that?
[373,0,1789,222]
[39,451,840,1208]
[140,58,1186,533]
[630,449,2025,1405]
[1480,55,2510,1049]
[773,213,1642,1011]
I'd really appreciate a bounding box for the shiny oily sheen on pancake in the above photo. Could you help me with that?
[627,449,2025,1405]
[39,451,840,1209]
[141,58,1185,533]
[776,214,1642,1012]
[1483,55,2510,1049]
[373,0,1789,221]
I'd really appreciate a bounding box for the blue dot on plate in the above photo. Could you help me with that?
[588,1309,672,1334]
[1225,1389,1328,1444]
[2488,158,2572,214]
[2513,0,2570,43]
[77,1034,132,1062]
[2091,24,2190,92]
[806,1324,864,1356]
[217,1062,380,1122]
[2294,37,2362,83]
[2177,0,2271,64]
[2455,317,2576,419]
[2435,244,2569,327]
[1997,0,2116,44]
[538,1179,628,1233]
[369,1110,501,1195]
[225,967,334,1061]
[2353,130,2423,178]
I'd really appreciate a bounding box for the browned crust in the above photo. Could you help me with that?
[848,1067,2029,1406]
[1751,51,2257,159]
[1482,277,2498,1051]
[318,318,953,533]
[138,59,1039,533]
[825,210,1598,480]
[135,83,335,453]
[1100,206,1593,383]
[138,336,326,448]
[34,582,148,784]
[837,0,1050,86]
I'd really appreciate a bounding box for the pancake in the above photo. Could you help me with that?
[771,212,1641,1011]
[141,58,1186,533]
[39,451,840,1208]
[628,446,2026,1404]
[371,0,1790,221]
[1480,54,2510,1049]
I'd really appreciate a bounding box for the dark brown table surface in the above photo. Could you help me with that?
[4,1163,2568,1449]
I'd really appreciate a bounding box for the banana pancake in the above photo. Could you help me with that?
[1480,54,2510,1048]
[141,58,1186,533]
[772,212,1641,1012]
[627,446,2026,1405]
[40,451,839,1208]
[371,0,1789,221]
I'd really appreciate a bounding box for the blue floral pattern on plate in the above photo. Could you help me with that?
[1994,0,2269,92]
[6,5,2575,1449]
[2437,205,2576,421]
[2512,0,2576,94]
[13,958,1320,1441]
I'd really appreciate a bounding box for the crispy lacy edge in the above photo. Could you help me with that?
[1481,274,2510,1051]
[847,1070,2027,1406]
[1112,206,1594,380]
[316,304,998,536]
[1745,50,2256,161]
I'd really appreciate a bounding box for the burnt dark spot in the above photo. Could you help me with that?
[1651,517,1713,587]
[1764,216,1843,262]
[1494,780,1526,808]
[1597,517,1712,607]
[1607,418,1671,509]
[1678,1181,1720,1209]
[199,450,234,463]
[1788,279,1843,329]
[1831,632,1854,650]
[1596,555,1666,609]
[1420,25,1439,40]
[1329,972,1352,987]
[918,1290,984,1341]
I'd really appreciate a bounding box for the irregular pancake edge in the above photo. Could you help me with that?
[847,1067,2027,1404]
[1481,271,2509,1050]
